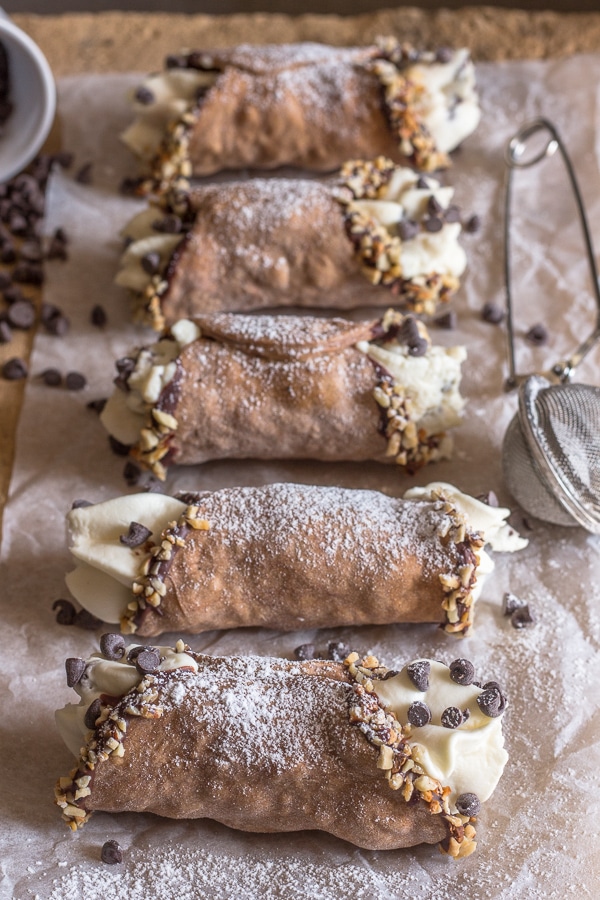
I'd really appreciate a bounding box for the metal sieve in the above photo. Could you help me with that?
[501,118,600,532]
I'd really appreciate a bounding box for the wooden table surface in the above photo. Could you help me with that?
[2,6,600,540]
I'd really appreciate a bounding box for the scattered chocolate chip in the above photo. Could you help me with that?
[0,320,11,343]
[134,648,161,675]
[65,657,86,688]
[464,214,481,234]
[407,700,431,727]
[119,176,144,196]
[416,176,429,190]
[20,239,42,262]
[1,243,15,264]
[0,270,11,290]
[120,521,152,548]
[141,475,165,493]
[525,323,548,346]
[75,162,93,185]
[511,604,536,629]
[462,707,470,723]
[65,371,86,391]
[39,367,62,387]
[9,212,28,235]
[152,214,183,234]
[87,397,107,414]
[327,641,349,663]
[407,660,430,692]
[477,683,506,718]
[141,251,161,275]
[427,195,443,217]
[441,706,464,729]
[7,299,35,329]
[46,229,69,260]
[100,633,126,661]
[71,498,93,509]
[433,310,457,330]
[54,152,74,169]
[435,46,453,64]
[101,840,123,865]
[444,204,461,223]
[2,356,27,380]
[109,435,131,456]
[84,698,102,730]
[456,792,481,817]
[41,303,70,336]
[12,262,43,285]
[165,53,188,69]
[449,658,475,685]
[399,317,428,357]
[74,608,104,631]
[481,302,505,325]
[425,215,443,233]
[90,304,107,327]
[53,598,76,625]
[502,591,526,616]
[294,643,316,661]
[398,219,419,242]
[4,284,23,304]
[123,460,142,486]
[134,85,155,105]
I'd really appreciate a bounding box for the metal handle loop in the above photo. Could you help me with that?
[504,117,600,390]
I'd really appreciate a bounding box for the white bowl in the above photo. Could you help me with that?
[0,16,56,182]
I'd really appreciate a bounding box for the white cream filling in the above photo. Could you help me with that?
[358,339,466,436]
[55,645,198,757]
[100,320,200,446]
[374,659,507,807]
[405,49,481,154]
[121,69,217,161]
[115,168,465,303]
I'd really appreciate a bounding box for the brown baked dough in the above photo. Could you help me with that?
[122,483,482,637]
[56,654,448,850]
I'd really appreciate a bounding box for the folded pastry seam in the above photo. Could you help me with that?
[55,645,505,859]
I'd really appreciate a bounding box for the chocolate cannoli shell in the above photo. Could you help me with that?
[161,180,384,320]
[76,657,446,850]
[158,314,388,467]
[133,484,467,637]
[186,45,399,175]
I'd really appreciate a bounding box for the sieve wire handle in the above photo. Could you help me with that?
[503,117,600,390]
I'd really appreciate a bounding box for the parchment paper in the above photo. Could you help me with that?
[2,55,600,899]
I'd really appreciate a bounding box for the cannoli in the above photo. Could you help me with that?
[117,159,467,330]
[122,39,480,191]
[63,482,526,637]
[55,644,508,858]
[100,310,466,479]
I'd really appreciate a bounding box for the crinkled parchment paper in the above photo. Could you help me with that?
[2,55,600,900]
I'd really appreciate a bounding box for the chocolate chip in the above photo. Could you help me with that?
[134,85,155,105]
[84,698,102,730]
[20,239,42,262]
[41,303,70,336]
[0,320,11,343]
[7,299,35,329]
[74,608,104,630]
[398,219,419,242]
[165,53,188,69]
[87,397,107,414]
[425,216,443,233]
[123,460,142,486]
[152,214,183,234]
[477,683,506,718]
[441,706,464,729]
[1,243,15,263]
[407,660,430,692]
[39,367,62,387]
[54,152,74,169]
[435,46,453,64]
[12,263,43,285]
[481,302,505,325]
[53,598,76,625]
[416,176,429,190]
[100,633,126,661]
[327,641,349,663]
[464,214,481,234]
[141,251,161,276]
[2,357,27,380]
[511,604,536,629]
[407,700,431,727]
[65,657,86,688]
[3,284,22,304]
[444,204,461,223]
[0,270,11,289]
[525,323,548,346]
[46,232,69,260]
[449,658,475,685]
[75,162,93,184]
[399,317,428,357]
[71,499,93,509]
[65,371,86,391]
[456,792,481,817]
[120,521,152,548]
[502,591,526,616]
[101,840,123,865]
[109,435,131,456]
[134,648,161,675]
[120,176,144,197]
[433,311,457,330]
[90,304,107,327]
[294,643,316,661]
[427,195,443,217]
[9,212,28,235]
